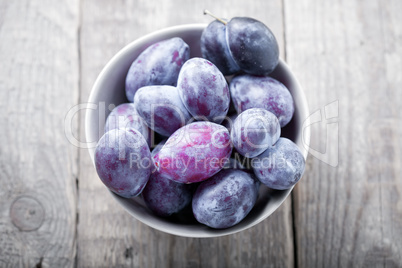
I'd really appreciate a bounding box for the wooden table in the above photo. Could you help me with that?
[1,0,401,267]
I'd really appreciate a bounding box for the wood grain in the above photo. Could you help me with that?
[0,0,79,267]
[77,0,294,267]
[285,0,402,266]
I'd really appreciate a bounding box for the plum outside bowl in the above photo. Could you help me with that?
[85,24,310,238]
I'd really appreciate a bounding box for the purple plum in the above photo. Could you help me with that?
[230,74,294,127]
[142,171,193,217]
[200,20,241,75]
[231,108,281,158]
[104,103,151,145]
[252,138,305,190]
[153,121,232,184]
[94,128,152,198]
[226,17,279,75]
[125,37,190,102]
[192,169,259,229]
[177,58,230,123]
[134,85,191,137]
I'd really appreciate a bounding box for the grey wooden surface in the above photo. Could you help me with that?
[0,0,401,267]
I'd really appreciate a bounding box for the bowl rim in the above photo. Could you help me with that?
[85,23,310,238]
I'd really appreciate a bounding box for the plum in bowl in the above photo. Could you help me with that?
[85,24,310,237]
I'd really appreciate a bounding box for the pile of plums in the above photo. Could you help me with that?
[94,14,305,229]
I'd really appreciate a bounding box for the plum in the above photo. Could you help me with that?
[192,169,259,229]
[125,37,190,102]
[177,58,230,123]
[142,171,193,217]
[94,128,152,198]
[200,20,241,75]
[134,85,192,137]
[202,11,279,76]
[230,74,294,127]
[252,138,305,190]
[226,17,279,75]
[231,108,280,158]
[153,121,232,183]
[104,103,151,145]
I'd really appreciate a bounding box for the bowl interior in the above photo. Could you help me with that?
[85,24,310,237]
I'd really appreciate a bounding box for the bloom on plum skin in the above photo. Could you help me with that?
[94,128,152,198]
[142,171,193,217]
[125,37,190,102]
[134,85,191,137]
[230,74,294,128]
[200,19,241,75]
[231,108,281,158]
[104,103,151,145]
[153,122,232,184]
[252,138,305,190]
[192,169,259,229]
[177,58,230,124]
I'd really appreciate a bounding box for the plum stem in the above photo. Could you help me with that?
[203,10,227,25]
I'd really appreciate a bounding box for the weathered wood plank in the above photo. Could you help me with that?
[285,0,402,266]
[0,0,79,267]
[77,0,293,267]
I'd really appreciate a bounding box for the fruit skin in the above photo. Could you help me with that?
[230,74,294,127]
[125,37,190,102]
[142,171,193,217]
[226,17,279,76]
[134,85,192,137]
[192,169,259,229]
[95,128,152,198]
[153,122,232,184]
[104,103,151,145]
[231,108,281,158]
[177,58,230,123]
[252,138,305,190]
[200,20,240,76]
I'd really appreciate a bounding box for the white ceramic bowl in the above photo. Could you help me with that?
[86,24,310,237]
